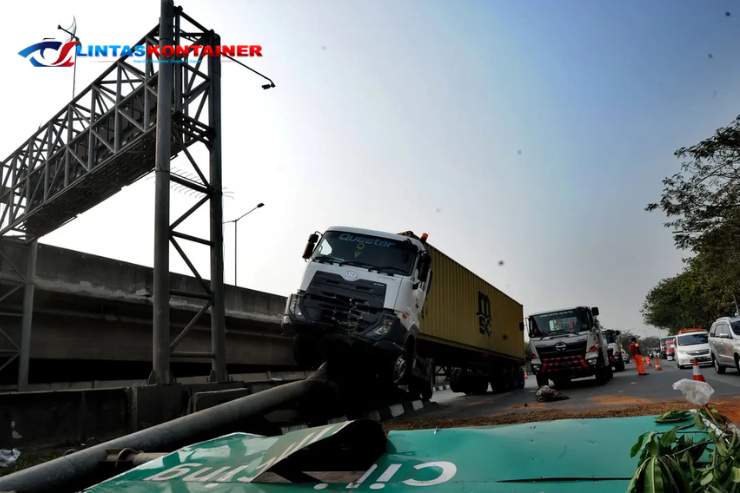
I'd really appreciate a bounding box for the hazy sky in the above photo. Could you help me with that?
[2,0,739,338]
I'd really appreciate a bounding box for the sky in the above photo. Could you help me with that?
[2,0,739,338]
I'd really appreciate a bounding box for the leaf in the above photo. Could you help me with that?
[695,411,707,430]
[661,428,679,448]
[628,461,648,493]
[701,469,715,486]
[632,432,650,458]
[647,437,660,457]
[656,410,693,423]
[644,457,665,493]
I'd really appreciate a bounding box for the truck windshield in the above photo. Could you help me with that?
[677,332,708,347]
[529,309,591,337]
[312,231,419,276]
[603,331,616,344]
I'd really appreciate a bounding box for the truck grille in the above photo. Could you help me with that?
[302,271,387,331]
[542,355,588,373]
[536,340,588,359]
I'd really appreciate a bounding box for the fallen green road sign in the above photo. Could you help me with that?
[85,415,710,493]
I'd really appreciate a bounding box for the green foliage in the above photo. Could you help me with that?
[644,117,740,333]
[641,255,736,335]
[629,408,740,493]
[524,341,531,361]
[646,116,740,251]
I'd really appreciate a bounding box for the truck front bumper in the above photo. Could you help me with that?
[531,355,601,376]
[282,313,407,363]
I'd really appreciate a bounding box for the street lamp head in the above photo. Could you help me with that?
[257,202,265,208]
[262,83,275,90]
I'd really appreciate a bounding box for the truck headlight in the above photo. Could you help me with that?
[287,294,305,321]
[371,316,394,337]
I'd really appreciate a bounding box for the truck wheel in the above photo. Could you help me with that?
[535,374,549,387]
[420,359,435,401]
[595,367,608,385]
[606,364,614,380]
[552,376,570,389]
[614,358,625,373]
[293,335,321,368]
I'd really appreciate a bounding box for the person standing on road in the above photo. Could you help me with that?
[629,337,648,376]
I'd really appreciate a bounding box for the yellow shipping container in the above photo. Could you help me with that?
[410,239,525,361]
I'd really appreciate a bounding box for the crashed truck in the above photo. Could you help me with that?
[281,227,525,398]
[527,306,615,388]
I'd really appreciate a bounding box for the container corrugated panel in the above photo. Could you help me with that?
[415,240,524,360]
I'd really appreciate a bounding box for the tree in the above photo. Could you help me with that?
[646,115,740,251]
[641,250,736,333]
[524,341,531,361]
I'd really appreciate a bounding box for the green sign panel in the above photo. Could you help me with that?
[85,415,705,493]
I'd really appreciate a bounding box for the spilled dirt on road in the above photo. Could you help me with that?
[589,395,652,406]
[385,396,740,432]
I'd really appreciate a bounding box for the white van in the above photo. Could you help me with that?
[675,328,711,369]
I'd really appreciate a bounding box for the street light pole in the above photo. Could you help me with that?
[224,202,264,286]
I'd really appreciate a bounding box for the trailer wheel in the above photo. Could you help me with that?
[420,359,435,401]
[450,368,463,393]
[504,367,516,391]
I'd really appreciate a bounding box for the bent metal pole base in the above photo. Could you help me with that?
[0,365,329,493]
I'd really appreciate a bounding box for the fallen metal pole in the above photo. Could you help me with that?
[0,365,328,493]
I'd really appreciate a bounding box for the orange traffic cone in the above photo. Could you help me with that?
[654,357,662,371]
[646,356,652,367]
[692,359,706,382]
[524,370,528,379]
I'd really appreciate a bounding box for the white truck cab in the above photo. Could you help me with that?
[282,227,432,386]
[527,306,613,388]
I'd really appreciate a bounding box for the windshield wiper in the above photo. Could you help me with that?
[313,256,343,264]
[337,260,374,269]
[370,265,408,275]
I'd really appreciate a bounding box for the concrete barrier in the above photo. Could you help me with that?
[0,387,131,448]
[0,378,308,449]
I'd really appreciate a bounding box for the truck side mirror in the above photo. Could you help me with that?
[615,330,620,335]
[302,233,320,260]
[592,307,600,317]
[519,322,524,332]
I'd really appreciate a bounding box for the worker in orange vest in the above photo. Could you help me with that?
[629,337,649,376]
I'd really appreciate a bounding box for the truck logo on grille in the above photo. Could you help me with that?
[345,270,358,279]
[555,342,567,351]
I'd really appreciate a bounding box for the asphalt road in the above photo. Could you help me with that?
[422,359,740,420]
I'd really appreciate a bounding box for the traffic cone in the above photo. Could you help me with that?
[524,370,528,379]
[654,357,662,371]
[692,359,706,382]
[646,356,652,367]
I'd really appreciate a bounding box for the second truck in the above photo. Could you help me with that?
[281,227,525,399]
[527,307,615,388]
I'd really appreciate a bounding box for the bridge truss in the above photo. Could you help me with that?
[0,0,228,389]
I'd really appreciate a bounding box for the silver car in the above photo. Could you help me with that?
[709,317,740,373]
